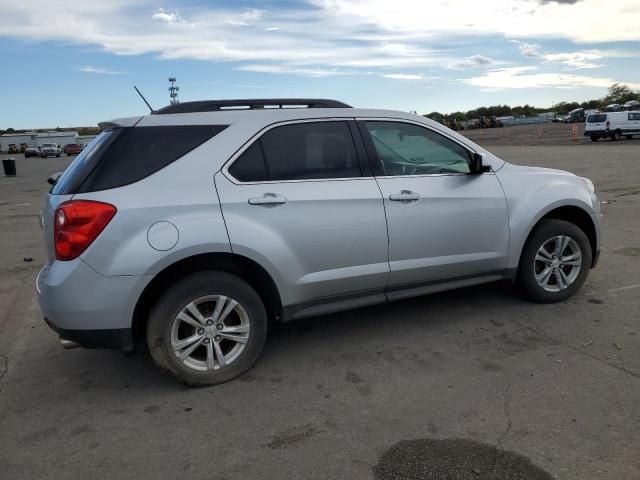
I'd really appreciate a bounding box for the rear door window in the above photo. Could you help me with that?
[228,121,362,182]
[587,114,607,123]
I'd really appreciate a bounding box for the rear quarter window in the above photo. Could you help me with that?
[53,125,227,194]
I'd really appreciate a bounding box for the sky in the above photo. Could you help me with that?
[1,0,639,129]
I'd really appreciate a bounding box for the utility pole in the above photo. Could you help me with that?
[168,77,180,105]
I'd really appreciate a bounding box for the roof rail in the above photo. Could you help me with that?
[152,98,352,115]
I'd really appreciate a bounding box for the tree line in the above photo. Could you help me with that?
[425,83,638,122]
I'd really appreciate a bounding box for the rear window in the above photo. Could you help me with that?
[587,114,607,123]
[52,125,227,194]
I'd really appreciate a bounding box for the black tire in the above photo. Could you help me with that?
[147,271,268,387]
[518,219,592,303]
[590,136,599,142]
[611,131,621,141]
[56,154,60,158]
[625,135,632,139]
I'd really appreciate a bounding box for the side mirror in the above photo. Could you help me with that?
[470,152,492,174]
[47,172,62,186]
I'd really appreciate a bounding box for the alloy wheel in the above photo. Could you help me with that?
[170,295,251,371]
[534,235,583,292]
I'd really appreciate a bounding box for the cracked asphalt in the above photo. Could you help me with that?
[0,141,639,479]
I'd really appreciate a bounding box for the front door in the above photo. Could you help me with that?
[359,120,509,290]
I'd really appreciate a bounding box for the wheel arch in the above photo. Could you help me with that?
[132,252,282,344]
[522,205,597,267]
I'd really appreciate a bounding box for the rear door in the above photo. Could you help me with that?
[586,113,607,134]
[358,119,509,293]
[216,119,389,312]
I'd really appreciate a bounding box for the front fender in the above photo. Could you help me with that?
[497,165,600,269]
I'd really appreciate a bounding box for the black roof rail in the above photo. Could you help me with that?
[152,98,352,115]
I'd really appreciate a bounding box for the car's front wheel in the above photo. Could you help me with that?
[518,219,592,303]
[147,271,268,386]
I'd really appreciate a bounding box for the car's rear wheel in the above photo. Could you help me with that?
[518,219,592,303]
[590,136,599,142]
[147,271,267,386]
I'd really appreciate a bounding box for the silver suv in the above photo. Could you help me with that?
[37,98,601,386]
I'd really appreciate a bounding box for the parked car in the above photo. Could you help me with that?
[562,108,585,123]
[40,143,61,158]
[585,111,640,141]
[37,98,601,386]
[24,146,40,158]
[623,100,640,111]
[602,104,623,112]
[63,143,82,156]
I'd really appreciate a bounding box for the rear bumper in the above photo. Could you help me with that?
[584,130,610,137]
[45,319,133,351]
[36,260,150,352]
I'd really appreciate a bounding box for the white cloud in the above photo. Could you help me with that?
[237,64,351,77]
[152,8,182,24]
[514,39,640,69]
[227,8,264,26]
[76,65,123,75]
[464,66,640,89]
[0,0,638,87]
[543,51,603,69]
[515,42,542,58]
[451,55,494,69]
[381,73,425,80]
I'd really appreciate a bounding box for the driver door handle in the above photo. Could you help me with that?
[248,193,287,206]
[389,190,420,203]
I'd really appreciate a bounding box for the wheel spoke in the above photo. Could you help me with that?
[536,266,553,286]
[558,268,571,289]
[176,336,204,360]
[558,236,570,256]
[185,302,206,325]
[220,324,250,334]
[210,295,228,323]
[218,299,239,324]
[219,333,248,344]
[556,269,568,290]
[172,333,203,350]
[176,311,202,329]
[213,341,227,368]
[536,248,552,261]
[535,253,551,263]
[206,341,215,370]
[561,252,582,266]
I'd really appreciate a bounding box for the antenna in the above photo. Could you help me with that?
[169,77,180,105]
[133,85,154,113]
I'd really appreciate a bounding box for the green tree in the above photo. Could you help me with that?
[603,83,637,104]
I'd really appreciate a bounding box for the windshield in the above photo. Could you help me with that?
[51,130,116,194]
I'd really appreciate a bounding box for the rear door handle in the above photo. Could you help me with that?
[248,193,287,206]
[389,190,420,202]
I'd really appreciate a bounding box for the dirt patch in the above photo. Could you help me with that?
[373,438,553,480]
[266,424,320,450]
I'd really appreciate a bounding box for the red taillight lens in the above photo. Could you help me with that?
[54,200,116,261]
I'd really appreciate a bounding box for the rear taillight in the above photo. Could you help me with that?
[54,200,116,261]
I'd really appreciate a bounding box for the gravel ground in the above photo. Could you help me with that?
[0,141,639,479]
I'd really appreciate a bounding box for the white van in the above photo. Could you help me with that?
[585,111,640,141]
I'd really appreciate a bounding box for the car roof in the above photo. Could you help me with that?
[103,107,430,129]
